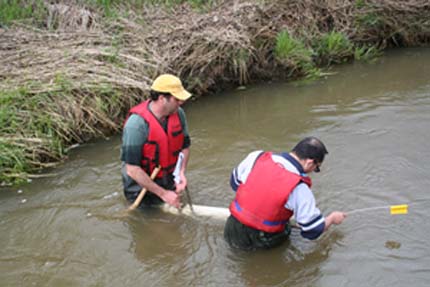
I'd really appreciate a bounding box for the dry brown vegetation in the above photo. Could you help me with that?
[1,0,429,184]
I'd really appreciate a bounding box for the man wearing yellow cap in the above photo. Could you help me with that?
[121,74,192,208]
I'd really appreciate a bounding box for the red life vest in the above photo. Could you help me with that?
[125,100,184,179]
[229,152,312,233]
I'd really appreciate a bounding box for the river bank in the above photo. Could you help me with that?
[1,0,429,185]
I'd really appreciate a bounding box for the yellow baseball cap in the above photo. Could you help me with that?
[151,74,192,101]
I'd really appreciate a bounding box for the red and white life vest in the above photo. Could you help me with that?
[229,152,312,233]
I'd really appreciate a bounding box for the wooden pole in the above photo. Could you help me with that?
[127,166,161,211]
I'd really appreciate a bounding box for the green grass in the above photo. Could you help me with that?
[356,12,383,29]
[87,0,218,16]
[0,142,29,182]
[139,0,217,8]
[229,48,250,84]
[0,66,129,182]
[0,70,132,184]
[0,0,47,27]
[354,45,381,62]
[0,0,218,26]
[313,31,353,65]
[275,30,316,77]
[354,0,383,29]
[0,87,60,184]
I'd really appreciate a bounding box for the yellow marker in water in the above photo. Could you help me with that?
[390,204,408,215]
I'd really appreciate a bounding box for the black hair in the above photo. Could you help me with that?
[291,136,328,163]
[149,90,172,101]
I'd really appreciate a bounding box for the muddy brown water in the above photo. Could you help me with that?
[1,48,430,287]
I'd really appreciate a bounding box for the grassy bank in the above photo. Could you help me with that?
[1,0,429,185]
